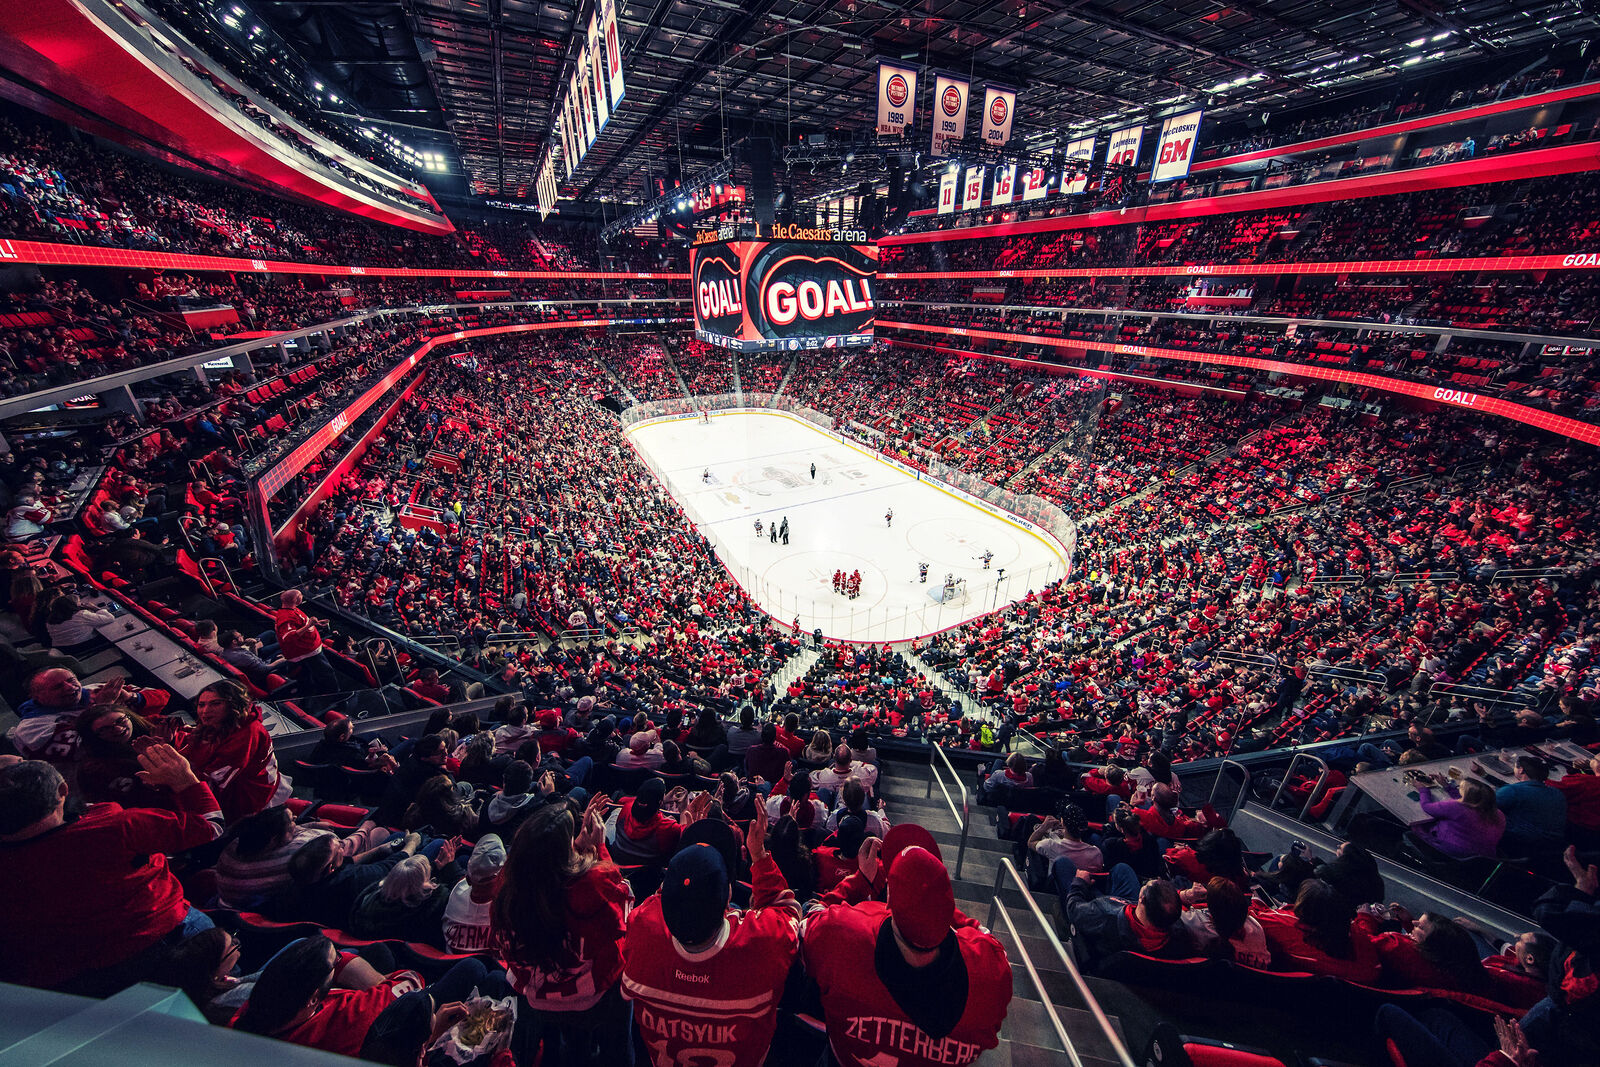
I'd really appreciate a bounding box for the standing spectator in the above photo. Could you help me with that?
[175,680,291,823]
[273,588,338,696]
[803,844,1011,1066]
[492,797,633,1067]
[623,806,801,1067]
[0,747,223,993]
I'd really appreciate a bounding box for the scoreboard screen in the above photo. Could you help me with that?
[691,225,877,351]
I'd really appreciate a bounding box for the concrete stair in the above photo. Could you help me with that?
[875,758,1132,1066]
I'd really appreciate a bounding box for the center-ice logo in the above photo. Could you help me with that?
[885,73,910,108]
[989,96,1008,125]
[941,85,962,116]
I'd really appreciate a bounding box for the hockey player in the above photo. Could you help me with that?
[703,468,712,483]
[622,806,800,1067]
[803,844,1010,1066]
[833,569,844,594]
[918,561,929,584]
[980,549,994,570]
[885,507,894,528]
[849,570,862,600]
[755,518,764,538]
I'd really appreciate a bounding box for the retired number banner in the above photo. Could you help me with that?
[1062,135,1096,194]
[937,171,958,214]
[961,166,986,211]
[600,0,625,107]
[1107,123,1144,167]
[990,163,1017,206]
[1151,108,1204,181]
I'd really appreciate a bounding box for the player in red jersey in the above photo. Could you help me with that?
[802,843,1010,1067]
[622,805,801,1067]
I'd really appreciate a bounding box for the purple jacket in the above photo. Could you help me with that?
[1414,786,1505,859]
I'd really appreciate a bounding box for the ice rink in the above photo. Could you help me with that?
[626,410,1070,641]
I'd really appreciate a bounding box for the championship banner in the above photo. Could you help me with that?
[876,62,918,137]
[930,74,969,156]
[961,166,985,211]
[1151,108,1204,181]
[1107,123,1144,167]
[1063,135,1096,194]
[937,170,958,214]
[979,85,1017,146]
[1021,165,1048,201]
[990,163,1017,206]
[587,18,609,131]
[600,0,625,107]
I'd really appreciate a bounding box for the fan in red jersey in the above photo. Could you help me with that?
[622,804,801,1067]
[802,841,1011,1067]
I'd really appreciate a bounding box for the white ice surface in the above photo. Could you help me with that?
[626,410,1068,642]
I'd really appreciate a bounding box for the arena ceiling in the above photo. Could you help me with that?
[248,0,1600,207]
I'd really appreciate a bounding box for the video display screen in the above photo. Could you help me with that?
[691,226,877,351]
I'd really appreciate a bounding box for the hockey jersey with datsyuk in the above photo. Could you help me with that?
[622,852,801,1067]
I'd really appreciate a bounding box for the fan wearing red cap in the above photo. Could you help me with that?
[621,805,800,1067]
[802,844,1011,1067]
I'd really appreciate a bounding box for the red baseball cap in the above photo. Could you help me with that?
[888,846,955,951]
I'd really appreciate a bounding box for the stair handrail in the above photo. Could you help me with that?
[986,857,1138,1067]
[1269,751,1331,820]
[1207,758,1253,822]
[925,743,971,879]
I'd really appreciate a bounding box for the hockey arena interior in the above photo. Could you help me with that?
[4,2,1600,1066]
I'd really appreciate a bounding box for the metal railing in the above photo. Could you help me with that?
[1426,679,1539,709]
[1207,759,1254,823]
[1270,752,1331,821]
[925,744,971,879]
[1490,567,1574,582]
[986,858,1137,1067]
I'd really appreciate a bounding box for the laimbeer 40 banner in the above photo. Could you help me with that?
[691,225,878,352]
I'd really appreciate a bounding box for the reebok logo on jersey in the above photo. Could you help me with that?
[673,969,711,983]
[844,1016,982,1064]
